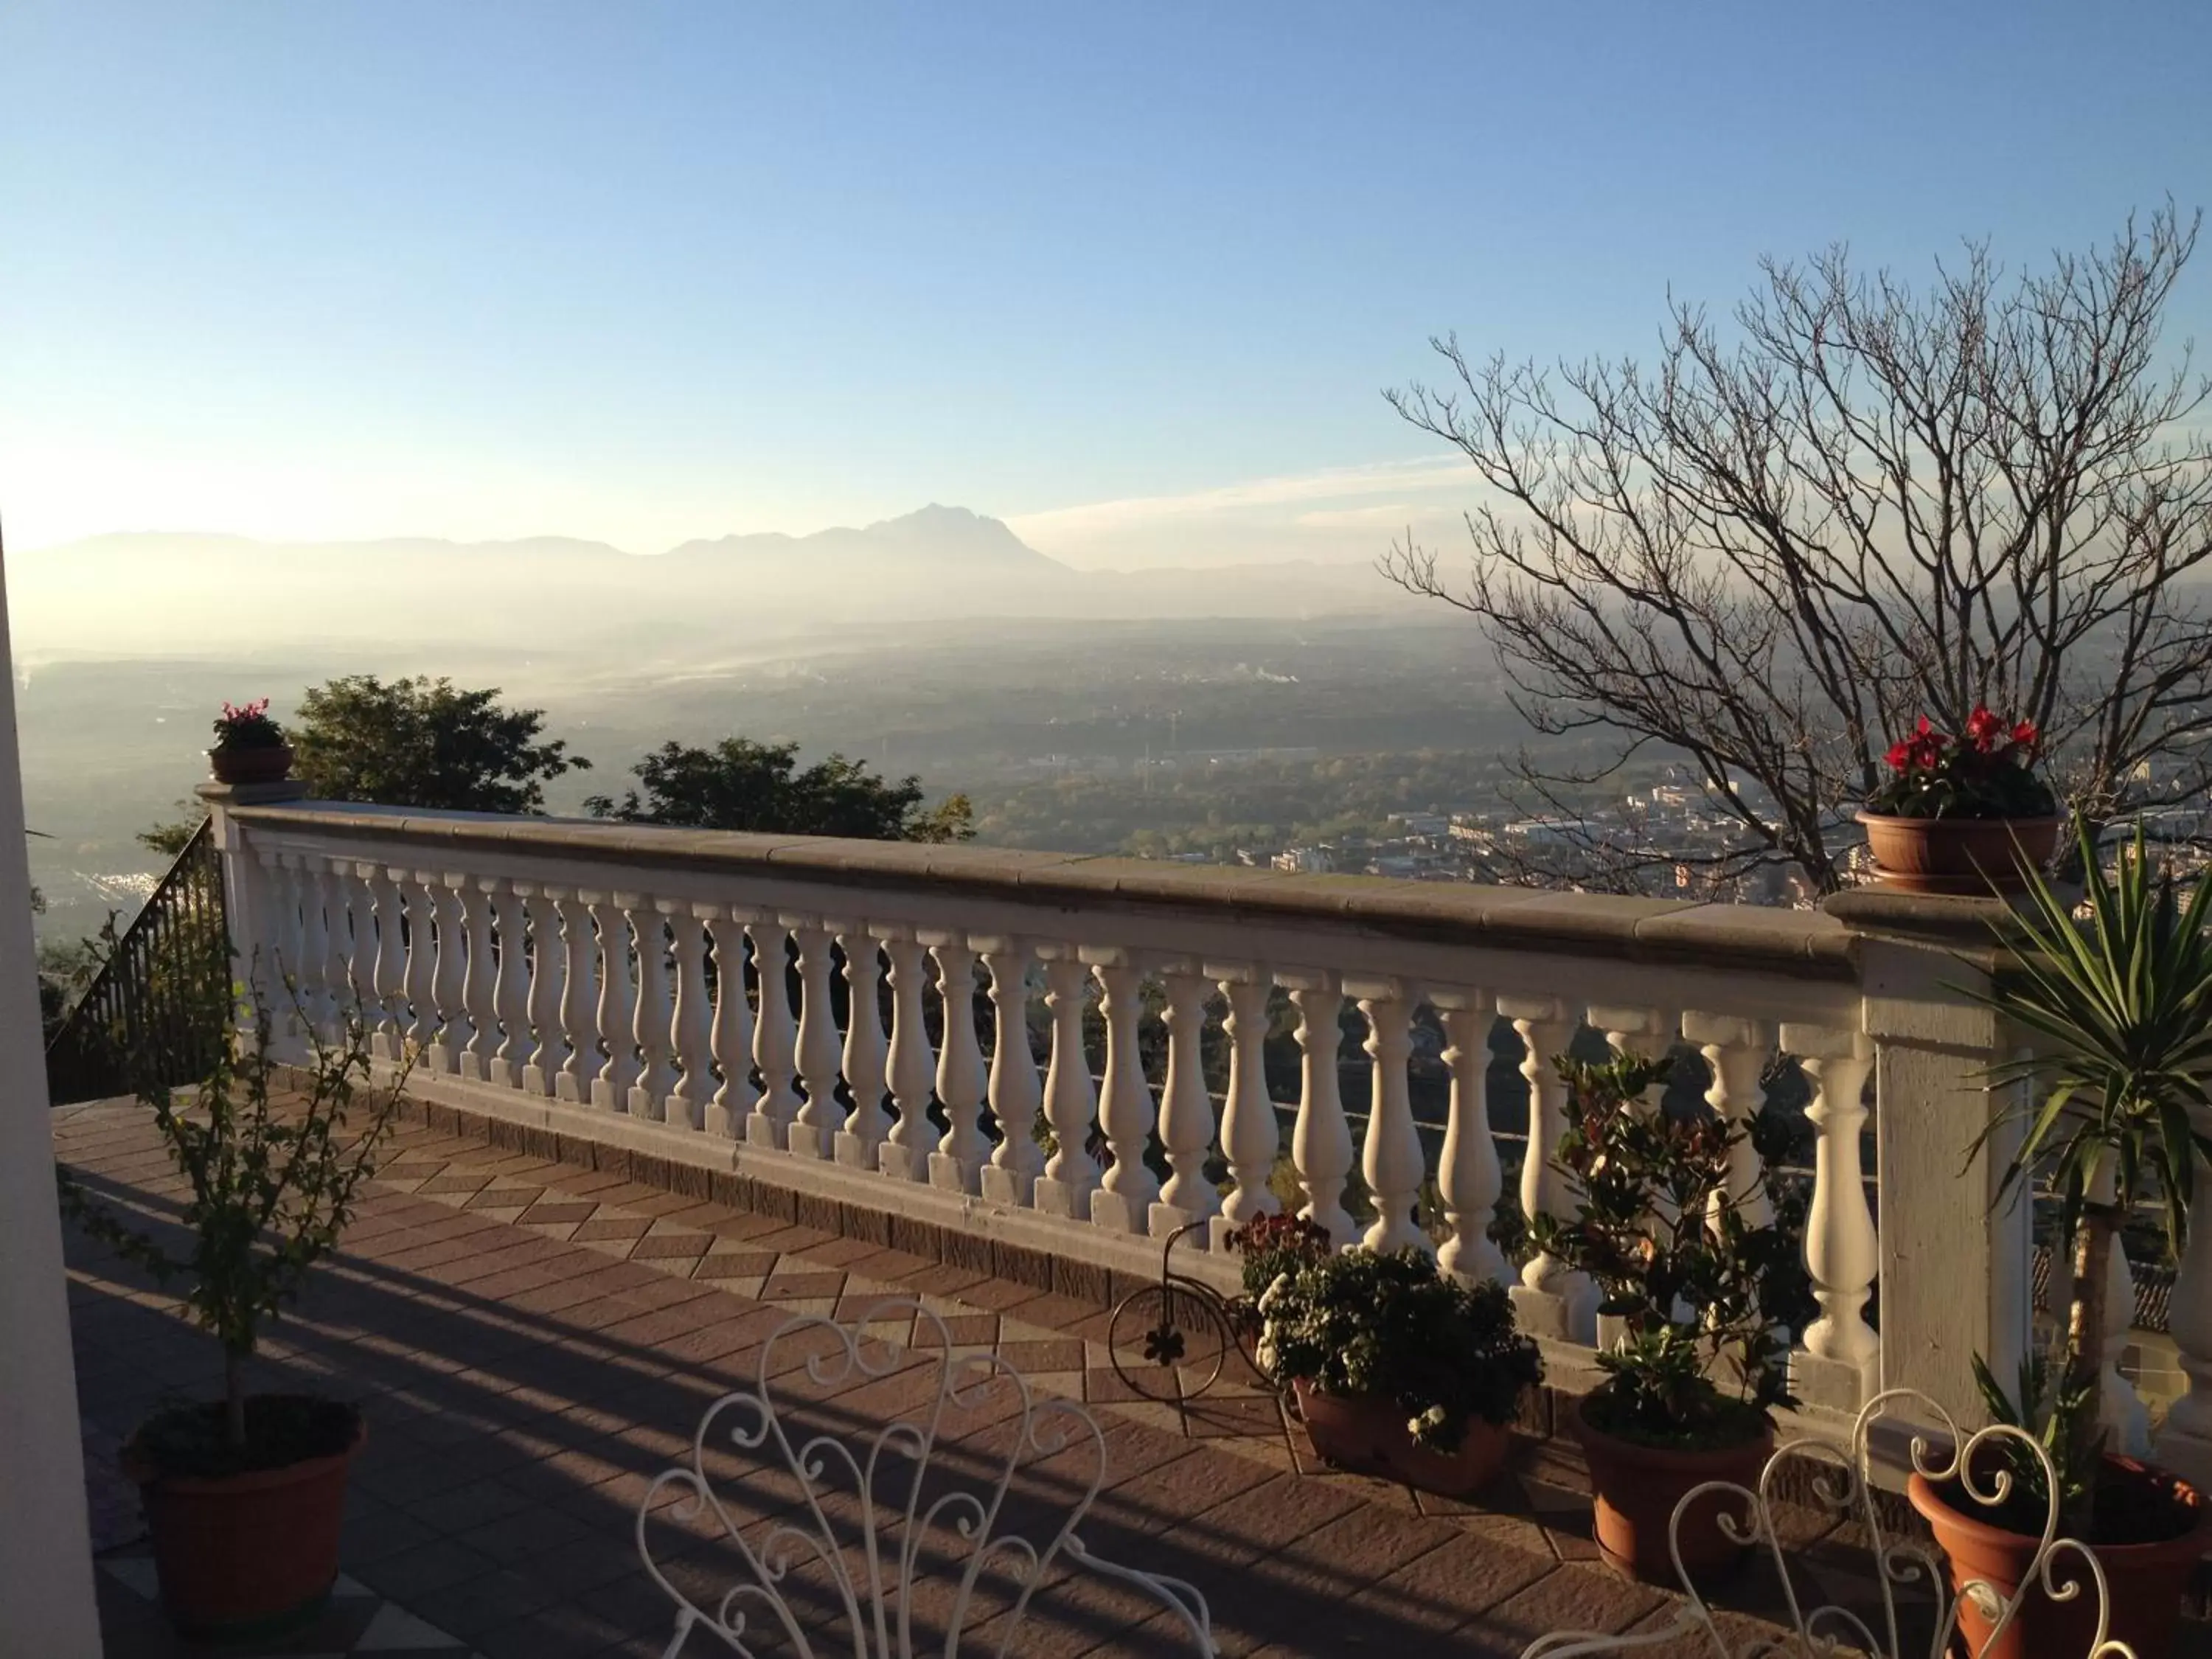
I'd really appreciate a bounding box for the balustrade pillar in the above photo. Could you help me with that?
[703,908,755,1138]
[1354,978,1427,1254]
[296,860,335,1038]
[834,925,891,1167]
[1792,1026,1879,1411]
[400,872,439,1058]
[1033,952,1101,1220]
[362,863,405,1060]
[1500,998,1591,1343]
[664,902,712,1130]
[552,889,596,1105]
[978,937,1043,1208]
[1214,969,1280,1246]
[1088,954,1158,1233]
[879,932,934,1181]
[427,876,469,1073]
[1685,1013,1777,1228]
[2154,1127,2212,1490]
[490,879,529,1088]
[315,860,352,1037]
[1433,987,1506,1284]
[2084,1158,2151,1455]
[787,923,844,1158]
[627,896,675,1119]
[258,854,308,1060]
[745,919,800,1147]
[459,877,498,1082]
[928,936,988,1194]
[1153,965,1220,1237]
[586,891,638,1110]
[1284,970,1356,1247]
[517,885,560,1096]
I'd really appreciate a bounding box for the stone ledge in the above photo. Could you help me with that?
[229,800,1860,978]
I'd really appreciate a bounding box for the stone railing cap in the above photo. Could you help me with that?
[221,800,1861,978]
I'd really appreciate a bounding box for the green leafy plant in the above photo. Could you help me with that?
[1531,1052,1800,1449]
[58,985,405,1469]
[1969,821,2212,1536]
[211,698,285,751]
[1970,1350,2101,1528]
[1247,1242,1540,1453]
[1865,706,2056,820]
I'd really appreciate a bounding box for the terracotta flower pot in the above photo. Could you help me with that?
[1856,810,2061,895]
[1907,1457,2208,1659]
[1573,1399,1773,1585]
[208,742,295,787]
[125,1412,364,1638]
[1291,1378,1514,1496]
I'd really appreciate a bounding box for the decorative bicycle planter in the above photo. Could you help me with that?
[1104,1220,1273,1404]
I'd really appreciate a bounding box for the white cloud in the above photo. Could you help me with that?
[1006,456,1487,569]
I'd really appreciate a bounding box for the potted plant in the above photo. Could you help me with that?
[1857,706,2061,892]
[1233,1214,1542,1496]
[1910,823,2212,1659]
[1531,1052,1803,1584]
[58,989,401,1639]
[207,697,293,785]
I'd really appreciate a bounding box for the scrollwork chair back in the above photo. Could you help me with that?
[637,1298,1217,1658]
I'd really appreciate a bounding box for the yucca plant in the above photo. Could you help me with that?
[1970,821,2212,1535]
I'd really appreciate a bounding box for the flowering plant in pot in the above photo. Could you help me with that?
[207,697,293,785]
[1529,1052,1803,1584]
[58,983,403,1639]
[1857,706,2059,891]
[1233,1215,1541,1496]
[1919,822,2212,1658]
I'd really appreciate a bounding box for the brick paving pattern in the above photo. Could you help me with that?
[59,1096,2199,1658]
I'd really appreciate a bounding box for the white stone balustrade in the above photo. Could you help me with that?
[204,796,2118,1436]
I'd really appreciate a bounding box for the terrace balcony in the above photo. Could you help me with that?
[42,778,2212,1654]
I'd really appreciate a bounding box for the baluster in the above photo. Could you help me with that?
[2087,1158,2152,1454]
[1154,964,1220,1237]
[1596,1004,1678,1237]
[1213,968,1280,1245]
[660,902,711,1130]
[586,891,638,1110]
[978,936,1043,1208]
[428,874,469,1074]
[334,860,375,1016]
[788,922,844,1159]
[1433,987,1506,1284]
[879,931,934,1181]
[703,908,755,1138]
[928,935,988,1194]
[400,872,439,1058]
[490,879,529,1088]
[1500,998,1591,1343]
[1354,978,1427,1254]
[1284,970,1355,1246]
[1686,1014,1776,1228]
[258,853,307,1057]
[459,877,498,1082]
[2154,1128,2212,1491]
[361,862,403,1060]
[835,923,892,1168]
[313,860,351,1037]
[1088,955,1159,1232]
[552,888,595,1104]
[518,884,561,1096]
[296,860,334,1039]
[1034,952,1102,1220]
[745,917,800,1147]
[1791,1027,1879,1408]
[627,896,675,1119]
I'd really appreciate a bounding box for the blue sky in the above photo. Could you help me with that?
[2,1,2205,566]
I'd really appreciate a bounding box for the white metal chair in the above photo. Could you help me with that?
[1523,1388,2135,1659]
[637,1298,1217,1658]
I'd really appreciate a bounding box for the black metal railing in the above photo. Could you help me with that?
[44,818,231,1106]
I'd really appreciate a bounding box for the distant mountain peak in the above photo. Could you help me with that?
[665,504,1065,572]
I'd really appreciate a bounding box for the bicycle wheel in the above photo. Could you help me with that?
[1105,1280,1229,1402]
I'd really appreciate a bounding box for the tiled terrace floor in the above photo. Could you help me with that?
[55,1097,2183,1659]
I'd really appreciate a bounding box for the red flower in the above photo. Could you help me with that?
[2011,719,2038,748]
[1885,740,1912,771]
[1965,706,2003,752]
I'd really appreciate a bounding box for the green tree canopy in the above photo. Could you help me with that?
[585,737,973,843]
[294,675,586,813]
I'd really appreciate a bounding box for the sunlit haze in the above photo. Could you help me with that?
[5,1,2204,567]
